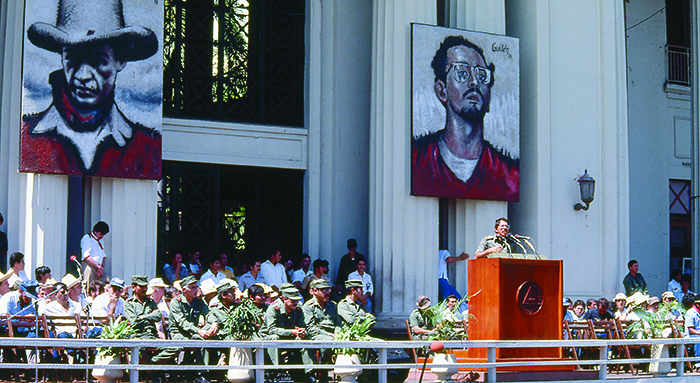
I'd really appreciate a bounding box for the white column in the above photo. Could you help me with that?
[86,178,158,282]
[0,1,70,277]
[305,0,372,273]
[369,0,439,328]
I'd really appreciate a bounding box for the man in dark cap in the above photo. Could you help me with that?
[21,0,161,179]
[259,287,313,379]
[337,279,369,326]
[124,275,161,339]
[157,276,217,383]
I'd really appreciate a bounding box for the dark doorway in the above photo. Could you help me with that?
[158,161,304,275]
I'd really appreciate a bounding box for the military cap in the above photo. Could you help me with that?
[131,275,149,286]
[281,288,302,301]
[345,279,363,289]
[310,279,331,290]
[217,282,236,295]
[279,282,295,291]
[181,276,198,288]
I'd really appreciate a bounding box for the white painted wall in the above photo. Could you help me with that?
[626,0,692,297]
[507,1,630,301]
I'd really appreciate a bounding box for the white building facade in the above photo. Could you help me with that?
[0,0,696,329]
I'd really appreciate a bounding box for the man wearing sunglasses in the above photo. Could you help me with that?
[412,36,519,201]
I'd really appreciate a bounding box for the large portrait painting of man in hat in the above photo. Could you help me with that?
[20,0,163,180]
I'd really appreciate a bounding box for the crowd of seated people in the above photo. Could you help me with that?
[0,241,376,383]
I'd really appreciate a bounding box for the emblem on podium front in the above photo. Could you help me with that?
[516,280,543,315]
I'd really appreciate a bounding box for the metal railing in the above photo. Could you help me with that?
[1,337,700,382]
[666,44,691,86]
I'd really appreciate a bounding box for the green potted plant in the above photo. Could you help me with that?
[92,318,135,383]
[225,299,265,382]
[423,297,471,381]
[333,314,376,383]
[627,299,680,376]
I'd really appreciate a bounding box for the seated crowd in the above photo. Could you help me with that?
[0,247,375,383]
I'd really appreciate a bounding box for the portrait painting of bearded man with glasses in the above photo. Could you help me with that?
[411,25,519,201]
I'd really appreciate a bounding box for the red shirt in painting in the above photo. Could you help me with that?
[411,132,519,201]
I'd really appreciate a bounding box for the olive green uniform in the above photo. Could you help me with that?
[151,295,209,363]
[124,296,161,339]
[408,309,432,340]
[301,297,340,340]
[337,295,367,326]
[258,300,312,365]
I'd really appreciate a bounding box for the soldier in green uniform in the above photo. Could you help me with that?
[337,279,369,326]
[124,275,162,339]
[124,275,172,383]
[156,276,218,383]
[474,217,517,258]
[204,281,238,366]
[409,295,435,340]
[258,286,314,378]
[302,279,340,339]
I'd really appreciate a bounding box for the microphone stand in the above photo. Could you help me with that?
[71,256,93,380]
[509,235,529,259]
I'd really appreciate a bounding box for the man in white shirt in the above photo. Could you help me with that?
[292,254,313,290]
[7,252,30,288]
[260,250,287,289]
[62,273,88,312]
[91,277,125,321]
[347,256,374,313]
[40,282,80,336]
[200,255,226,286]
[668,268,683,301]
[80,221,109,289]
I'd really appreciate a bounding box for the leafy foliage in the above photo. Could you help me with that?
[98,318,135,359]
[423,297,472,341]
[226,299,264,340]
[334,314,376,356]
[627,301,682,339]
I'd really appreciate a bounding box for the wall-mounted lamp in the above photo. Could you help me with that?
[574,169,595,211]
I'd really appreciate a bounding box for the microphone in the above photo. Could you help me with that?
[70,255,81,266]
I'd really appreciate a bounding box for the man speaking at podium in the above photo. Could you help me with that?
[474,217,518,258]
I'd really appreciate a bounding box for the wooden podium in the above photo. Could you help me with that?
[467,257,563,361]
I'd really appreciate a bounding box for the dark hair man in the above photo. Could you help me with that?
[35,266,52,284]
[260,249,287,289]
[623,259,648,296]
[474,217,516,259]
[292,253,312,290]
[412,35,519,200]
[163,251,189,285]
[338,279,369,326]
[7,252,29,287]
[300,259,330,296]
[335,238,366,295]
[80,221,109,288]
[20,0,161,179]
[238,259,266,291]
[668,268,683,301]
